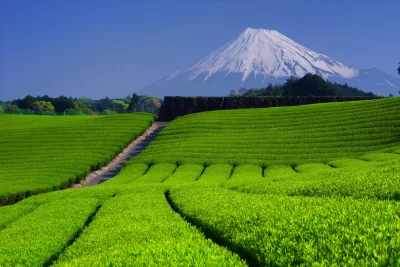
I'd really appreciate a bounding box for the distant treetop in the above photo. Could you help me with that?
[229,73,377,97]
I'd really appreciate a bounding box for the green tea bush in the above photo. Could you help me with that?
[1,98,400,266]
[0,113,154,205]
[133,98,400,166]
[170,187,400,266]
[53,188,245,266]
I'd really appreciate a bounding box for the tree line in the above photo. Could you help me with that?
[229,73,378,97]
[0,93,161,115]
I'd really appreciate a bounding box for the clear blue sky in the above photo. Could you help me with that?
[1,0,399,100]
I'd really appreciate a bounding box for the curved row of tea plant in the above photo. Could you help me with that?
[0,113,154,205]
[133,97,400,166]
[1,151,399,266]
[53,187,244,266]
[1,98,400,266]
[169,186,400,266]
[0,188,114,266]
[0,164,245,266]
[224,155,400,200]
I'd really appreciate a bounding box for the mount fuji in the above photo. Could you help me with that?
[140,28,400,97]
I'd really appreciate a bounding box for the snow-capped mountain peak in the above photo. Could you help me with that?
[183,27,359,82]
[142,28,400,97]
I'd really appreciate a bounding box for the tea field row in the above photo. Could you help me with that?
[1,152,399,265]
[0,113,155,205]
[133,97,400,166]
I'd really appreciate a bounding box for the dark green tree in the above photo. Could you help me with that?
[12,95,35,109]
[282,76,298,96]
[235,74,374,97]
[272,84,283,96]
[127,93,140,112]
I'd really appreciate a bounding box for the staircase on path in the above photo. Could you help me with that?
[82,122,168,186]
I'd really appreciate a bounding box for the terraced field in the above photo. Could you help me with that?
[0,113,154,205]
[1,97,400,266]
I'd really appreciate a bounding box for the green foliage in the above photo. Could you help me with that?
[124,94,162,114]
[32,101,55,112]
[53,188,244,266]
[237,73,376,97]
[73,101,93,114]
[6,94,161,115]
[280,75,296,96]
[1,97,400,266]
[263,165,297,179]
[6,104,20,113]
[225,156,400,201]
[133,97,400,166]
[0,197,102,266]
[1,155,399,265]
[196,164,233,186]
[169,187,400,266]
[163,164,204,185]
[101,109,117,115]
[238,83,283,96]
[127,93,140,113]
[140,95,162,114]
[0,113,154,205]
[131,163,177,184]
[289,159,400,200]
[0,201,40,230]
[0,188,115,266]
[225,165,263,188]
[112,99,128,113]
[100,163,148,186]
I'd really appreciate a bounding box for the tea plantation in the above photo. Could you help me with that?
[134,97,400,166]
[0,113,155,205]
[0,97,399,266]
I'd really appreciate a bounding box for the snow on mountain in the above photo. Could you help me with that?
[141,28,399,97]
[184,28,359,81]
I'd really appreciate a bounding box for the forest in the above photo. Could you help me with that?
[229,73,378,97]
[0,94,161,115]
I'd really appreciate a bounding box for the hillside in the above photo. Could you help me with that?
[134,97,400,166]
[0,98,399,265]
[0,113,154,205]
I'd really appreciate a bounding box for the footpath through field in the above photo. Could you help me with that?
[74,122,169,187]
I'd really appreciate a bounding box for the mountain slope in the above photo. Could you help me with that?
[141,28,400,97]
[184,28,359,81]
[331,68,400,96]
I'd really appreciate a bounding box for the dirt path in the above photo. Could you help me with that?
[72,122,168,187]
